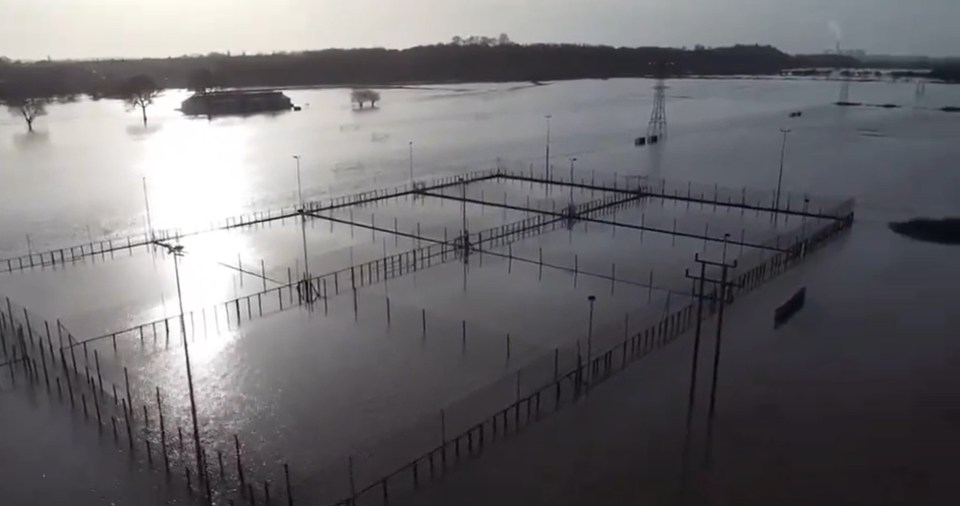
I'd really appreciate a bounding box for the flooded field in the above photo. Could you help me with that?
[2,77,957,505]
[0,170,846,504]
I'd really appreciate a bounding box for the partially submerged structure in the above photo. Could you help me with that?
[181,90,294,116]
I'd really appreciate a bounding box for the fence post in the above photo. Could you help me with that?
[648,270,654,302]
[93,388,102,426]
[440,409,447,469]
[284,463,293,506]
[94,349,103,393]
[261,260,267,291]
[421,308,427,337]
[385,297,392,328]
[123,399,134,448]
[574,254,579,287]
[610,264,616,295]
[235,434,245,485]
[60,348,74,405]
[348,456,357,500]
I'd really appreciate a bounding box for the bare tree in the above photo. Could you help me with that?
[350,89,381,109]
[6,97,48,133]
[0,85,49,133]
[367,90,381,108]
[123,75,161,126]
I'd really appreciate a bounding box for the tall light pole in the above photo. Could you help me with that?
[586,295,596,382]
[293,155,310,298]
[460,176,468,292]
[162,244,203,487]
[142,176,154,241]
[568,157,578,203]
[408,141,414,186]
[459,176,468,240]
[775,128,791,221]
[292,155,304,210]
[544,115,552,180]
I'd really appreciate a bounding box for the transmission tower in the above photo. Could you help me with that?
[838,77,851,103]
[648,82,668,139]
[915,79,927,104]
[647,61,670,140]
[835,41,852,104]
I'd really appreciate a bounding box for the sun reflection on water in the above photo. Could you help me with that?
[139,119,252,231]
[137,119,260,366]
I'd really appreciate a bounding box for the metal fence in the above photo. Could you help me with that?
[72,188,643,354]
[494,163,852,221]
[323,197,855,506]
[0,295,292,505]
[2,166,855,506]
[0,169,500,274]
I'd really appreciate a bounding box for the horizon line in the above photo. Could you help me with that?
[6,41,944,65]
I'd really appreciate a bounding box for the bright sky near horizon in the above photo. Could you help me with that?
[1,0,958,60]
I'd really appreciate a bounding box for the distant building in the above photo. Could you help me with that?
[842,49,867,59]
[181,90,294,116]
[825,47,867,59]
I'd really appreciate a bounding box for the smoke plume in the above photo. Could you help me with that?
[828,20,843,43]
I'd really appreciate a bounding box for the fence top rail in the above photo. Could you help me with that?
[0,170,502,265]
[328,213,855,506]
[496,168,854,219]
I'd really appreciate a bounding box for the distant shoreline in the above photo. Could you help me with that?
[5,43,959,103]
[209,73,956,95]
[3,43,863,100]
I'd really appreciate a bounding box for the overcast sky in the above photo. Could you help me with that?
[2,0,958,60]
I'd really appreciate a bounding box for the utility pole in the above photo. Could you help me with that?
[460,176,469,292]
[678,253,739,503]
[678,258,707,503]
[293,155,310,302]
[568,157,578,203]
[161,244,204,497]
[293,155,304,210]
[142,177,154,241]
[408,141,414,185]
[460,176,468,244]
[703,260,741,469]
[544,115,552,179]
[775,129,790,223]
[586,295,596,385]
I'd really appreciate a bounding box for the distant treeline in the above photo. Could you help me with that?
[930,64,960,83]
[0,43,858,99]
[860,54,960,70]
[857,53,960,83]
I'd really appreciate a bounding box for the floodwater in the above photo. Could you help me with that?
[3,78,956,255]
[2,77,959,505]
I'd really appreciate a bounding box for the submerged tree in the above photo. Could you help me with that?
[0,84,49,132]
[350,89,381,109]
[123,75,161,126]
[186,69,218,119]
[187,68,216,95]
